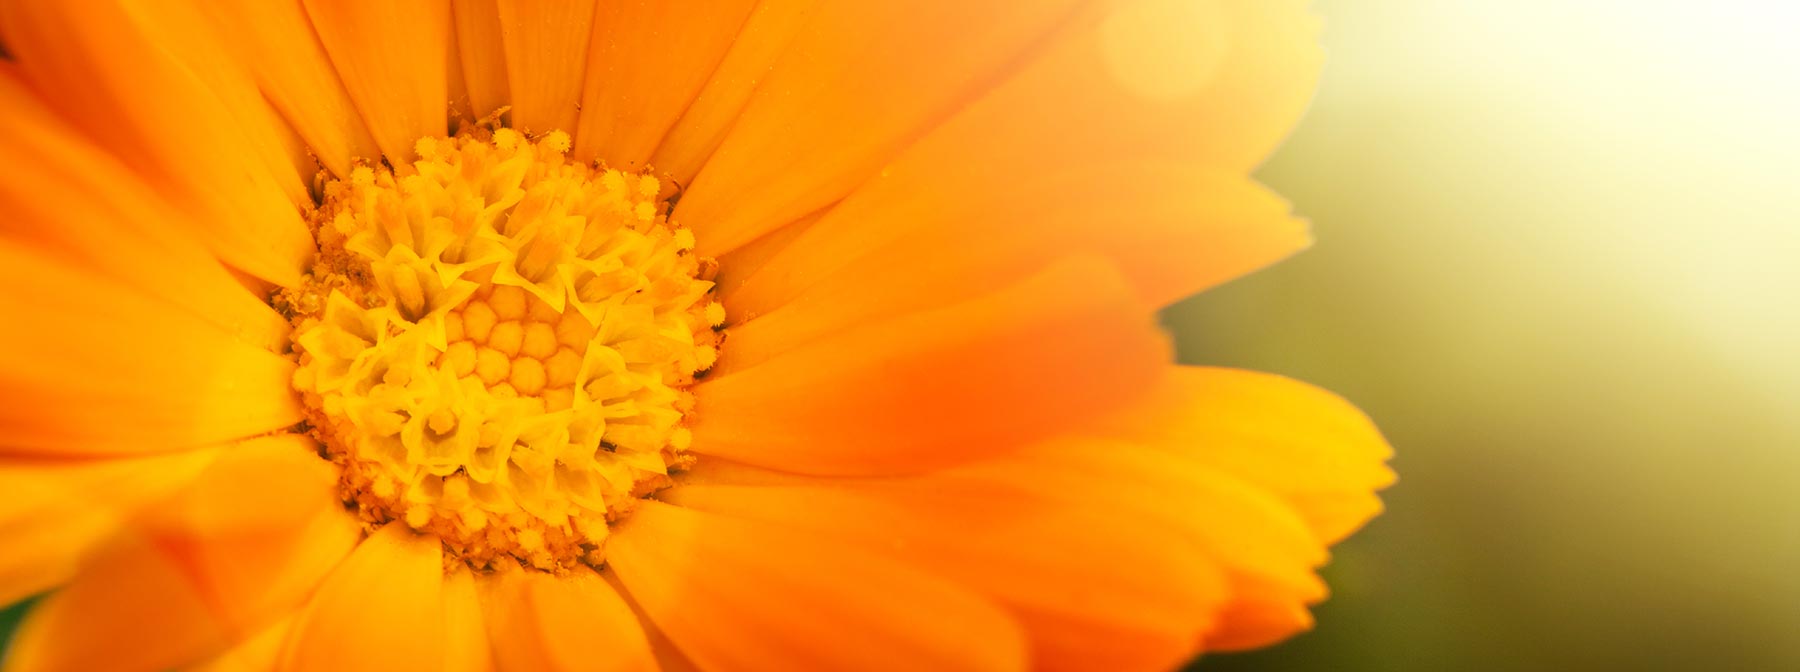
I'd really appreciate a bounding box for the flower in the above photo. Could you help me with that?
[0,0,1393,670]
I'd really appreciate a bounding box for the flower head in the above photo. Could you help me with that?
[0,1,1391,670]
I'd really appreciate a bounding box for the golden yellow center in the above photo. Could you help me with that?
[280,127,722,572]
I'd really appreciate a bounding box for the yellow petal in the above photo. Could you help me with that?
[693,257,1167,476]
[571,0,758,170]
[483,566,655,672]
[0,239,302,456]
[0,0,315,286]
[3,436,357,672]
[495,0,595,136]
[276,524,446,672]
[302,0,452,164]
[674,0,1086,257]
[609,501,1026,671]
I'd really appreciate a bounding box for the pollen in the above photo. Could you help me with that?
[281,127,721,572]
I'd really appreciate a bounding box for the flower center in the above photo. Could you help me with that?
[279,127,722,572]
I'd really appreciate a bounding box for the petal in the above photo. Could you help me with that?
[0,239,303,456]
[2,436,358,672]
[276,524,446,672]
[443,569,495,672]
[0,450,217,606]
[570,0,758,170]
[725,165,1307,326]
[205,0,383,177]
[663,478,1234,671]
[190,618,293,672]
[0,72,291,353]
[1092,366,1397,545]
[647,0,821,184]
[720,168,1304,368]
[0,0,315,286]
[450,0,510,121]
[496,0,595,136]
[692,257,1168,476]
[608,500,1026,672]
[482,566,655,672]
[954,438,1333,652]
[302,0,452,164]
[674,0,1087,257]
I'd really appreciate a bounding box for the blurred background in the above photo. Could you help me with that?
[1184,0,1800,670]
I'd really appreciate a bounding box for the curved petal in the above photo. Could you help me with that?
[1091,366,1397,545]
[276,524,445,672]
[302,0,452,164]
[674,0,1086,257]
[0,239,303,456]
[0,72,291,353]
[0,450,218,606]
[663,479,1234,671]
[443,569,495,672]
[496,0,594,136]
[692,257,1168,476]
[720,168,1305,367]
[205,0,383,177]
[190,617,293,672]
[570,0,757,170]
[608,501,1026,672]
[481,566,654,672]
[2,436,358,672]
[0,0,314,286]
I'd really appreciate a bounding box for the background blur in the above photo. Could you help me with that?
[1186,0,1800,670]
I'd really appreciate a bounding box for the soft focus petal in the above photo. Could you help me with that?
[664,478,1234,671]
[609,501,1027,671]
[0,239,302,456]
[276,524,445,672]
[1092,366,1397,544]
[692,257,1167,475]
[495,0,594,135]
[482,566,654,672]
[0,0,314,286]
[0,71,290,352]
[2,436,358,672]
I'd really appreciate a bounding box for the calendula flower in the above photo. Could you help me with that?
[0,0,1392,670]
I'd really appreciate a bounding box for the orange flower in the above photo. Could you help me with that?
[0,1,1392,670]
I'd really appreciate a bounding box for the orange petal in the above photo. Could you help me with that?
[482,565,655,672]
[1094,366,1397,545]
[692,257,1168,475]
[664,479,1233,671]
[3,436,358,672]
[0,0,314,286]
[674,0,1086,257]
[451,0,510,122]
[0,450,217,606]
[648,0,822,185]
[0,73,291,353]
[302,0,452,164]
[0,239,303,456]
[570,0,757,170]
[205,0,383,177]
[190,618,293,672]
[609,500,1026,671]
[955,438,1333,652]
[443,568,495,672]
[720,168,1305,371]
[728,165,1307,330]
[496,0,595,136]
[276,524,445,672]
